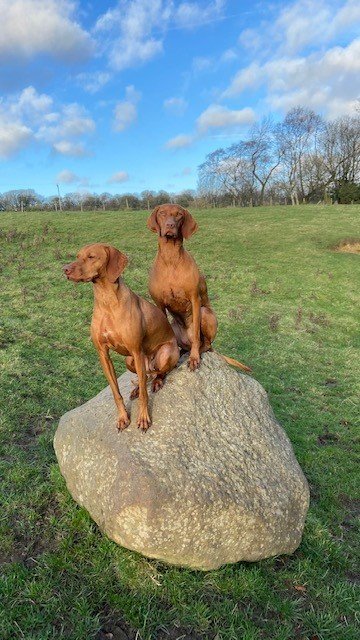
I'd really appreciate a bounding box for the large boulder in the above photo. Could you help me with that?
[54,352,309,570]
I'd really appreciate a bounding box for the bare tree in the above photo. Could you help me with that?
[319,115,360,198]
[275,107,323,204]
[245,117,284,205]
[198,146,254,206]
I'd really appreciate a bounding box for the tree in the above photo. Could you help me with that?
[319,115,360,198]
[198,146,254,206]
[174,190,195,208]
[1,189,40,211]
[140,190,155,210]
[275,107,323,204]
[245,117,284,205]
[153,191,171,206]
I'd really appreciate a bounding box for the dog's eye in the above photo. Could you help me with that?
[88,255,96,260]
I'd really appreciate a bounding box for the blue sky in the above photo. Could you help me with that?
[1,0,359,197]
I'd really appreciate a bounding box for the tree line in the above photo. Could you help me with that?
[1,106,359,212]
[0,189,198,212]
[198,106,360,207]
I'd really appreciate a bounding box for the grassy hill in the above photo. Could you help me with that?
[0,205,359,639]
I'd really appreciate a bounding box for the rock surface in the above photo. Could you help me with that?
[54,352,309,570]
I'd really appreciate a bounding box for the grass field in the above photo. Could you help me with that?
[0,204,359,640]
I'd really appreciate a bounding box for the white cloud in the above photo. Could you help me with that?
[0,86,54,158]
[222,63,263,97]
[53,140,88,157]
[111,38,163,72]
[76,71,112,94]
[224,38,360,118]
[0,0,93,62]
[238,28,262,53]
[224,1,360,118]
[56,169,80,183]
[174,0,225,29]
[0,117,32,159]
[107,171,129,184]
[163,97,188,115]
[16,86,53,118]
[165,104,256,151]
[192,56,213,73]
[197,105,256,133]
[37,103,95,141]
[114,102,137,132]
[0,86,95,152]
[94,0,167,71]
[165,134,194,149]
[0,85,96,159]
[220,48,238,63]
[94,0,226,71]
[113,85,141,132]
[272,0,360,55]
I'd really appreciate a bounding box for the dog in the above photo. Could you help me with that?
[147,204,251,373]
[63,243,179,431]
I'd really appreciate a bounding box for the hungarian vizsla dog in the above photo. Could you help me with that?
[63,243,179,431]
[147,204,250,372]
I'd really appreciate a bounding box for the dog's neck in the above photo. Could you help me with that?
[157,236,184,265]
[92,276,128,308]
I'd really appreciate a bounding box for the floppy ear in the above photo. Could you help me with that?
[106,246,128,282]
[147,207,160,234]
[181,209,198,239]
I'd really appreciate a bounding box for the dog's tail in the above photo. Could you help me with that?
[215,351,252,373]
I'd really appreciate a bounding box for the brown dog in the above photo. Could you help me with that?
[63,243,179,431]
[147,204,251,372]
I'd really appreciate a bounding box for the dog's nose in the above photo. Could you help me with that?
[166,220,176,229]
[63,264,72,275]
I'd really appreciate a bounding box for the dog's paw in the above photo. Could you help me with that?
[117,412,130,431]
[188,354,200,371]
[137,411,151,432]
[151,377,164,393]
[130,385,139,400]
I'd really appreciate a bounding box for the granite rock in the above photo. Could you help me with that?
[54,352,309,570]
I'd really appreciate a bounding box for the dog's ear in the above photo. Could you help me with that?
[181,209,198,239]
[147,206,160,234]
[106,246,128,282]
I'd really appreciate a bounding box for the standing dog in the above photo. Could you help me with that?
[63,243,179,431]
[147,204,250,372]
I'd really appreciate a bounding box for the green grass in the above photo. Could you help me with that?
[0,205,359,640]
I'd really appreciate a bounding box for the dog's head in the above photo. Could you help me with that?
[147,204,198,240]
[63,243,128,283]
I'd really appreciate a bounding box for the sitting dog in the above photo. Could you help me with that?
[147,204,250,372]
[63,243,179,431]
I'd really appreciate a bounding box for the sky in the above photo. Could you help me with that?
[0,0,359,197]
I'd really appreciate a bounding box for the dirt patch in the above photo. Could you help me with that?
[317,431,339,446]
[0,497,61,567]
[250,280,270,296]
[339,493,360,517]
[334,239,360,254]
[156,626,205,640]
[96,619,137,640]
[346,571,360,586]
[96,619,205,640]
[338,493,360,537]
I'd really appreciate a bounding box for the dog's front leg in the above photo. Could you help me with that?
[189,295,201,370]
[133,351,151,431]
[98,347,130,431]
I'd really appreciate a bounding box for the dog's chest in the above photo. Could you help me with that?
[151,261,192,313]
[162,286,190,313]
[98,318,129,355]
